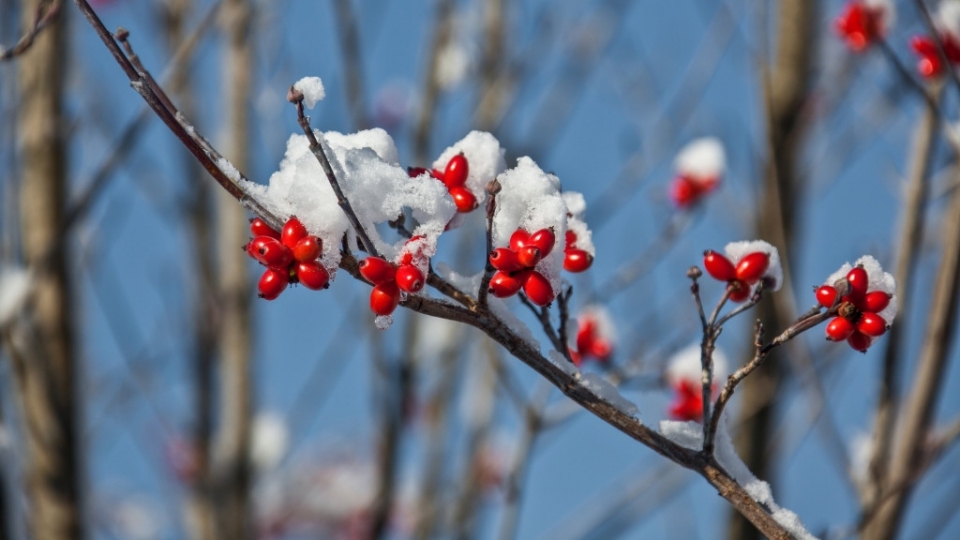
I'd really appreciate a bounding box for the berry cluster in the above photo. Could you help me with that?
[408,153,478,213]
[911,33,960,78]
[488,228,557,306]
[817,265,892,352]
[245,217,330,300]
[563,230,593,273]
[702,249,771,302]
[359,242,427,316]
[669,138,725,208]
[668,379,711,423]
[664,344,726,423]
[569,309,614,367]
[835,1,889,52]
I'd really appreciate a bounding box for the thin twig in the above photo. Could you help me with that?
[0,0,60,61]
[478,179,501,309]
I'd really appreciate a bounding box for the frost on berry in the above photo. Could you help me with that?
[670,138,725,207]
[723,240,783,292]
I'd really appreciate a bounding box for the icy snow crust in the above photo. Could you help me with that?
[675,137,725,181]
[825,255,898,323]
[666,343,728,385]
[724,239,783,292]
[580,373,640,418]
[659,420,819,540]
[250,128,456,276]
[293,76,326,109]
[433,131,507,208]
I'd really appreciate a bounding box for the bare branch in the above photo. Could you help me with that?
[0,0,60,61]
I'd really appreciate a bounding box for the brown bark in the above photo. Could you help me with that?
[730,0,816,539]
[15,1,82,539]
[212,0,254,537]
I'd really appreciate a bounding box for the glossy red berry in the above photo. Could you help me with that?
[860,291,891,313]
[703,250,736,282]
[847,330,873,352]
[670,176,699,207]
[857,312,887,337]
[735,252,770,284]
[281,217,308,249]
[846,266,869,300]
[523,271,554,306]
[359,257,397,285]
[395,264,425,293]
[293,235,322,262]
[488,271,526,298]
[246,236,274,261]
[250,217,280,239]
[449,186,478,213]
[517,246,542,268]
[563,249,593,273]
[816,285,838,308]
[490,248,524,272]
[565,230,577,248]
[370,280,401,316]
[826,316,855,341]
[727,280,751,303]
[509,229,530,252]
[256,238,294,268]
[529,228,556,257]
[258,268,288,300]
[443,153,469,188]
[297,261,330,290]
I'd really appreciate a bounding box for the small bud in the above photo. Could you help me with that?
[687,266,702,279]
[287,85,304,104]
[115,27,130,41]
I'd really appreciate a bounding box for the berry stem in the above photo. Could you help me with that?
[289,89,381,258]
[478,179,502,309]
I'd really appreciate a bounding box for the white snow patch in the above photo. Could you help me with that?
[562,191,587,217]
[251,412,289,471]
[824,255,897,323]
[939,0,960,39]
[675,137,725,181]
[580,373,639,417]
[724,239,783,292]
[435,42,471,89]
[433,131,507,209]
[566,214,595,256]
[548,349,580,378]
[217,157,241,182]
[659,419,703,450]
[0,266,32,327]
[293,76,326,109]
[665,343,728,386]
[258,129,455,273]
[849,431,873,486]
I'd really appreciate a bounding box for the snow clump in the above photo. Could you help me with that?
[724,239,783,292]
[293,76,326,109]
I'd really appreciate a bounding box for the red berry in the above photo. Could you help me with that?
[860,291,891,313]
[509,229,530,252]
[246,236,274,262]
[490,248,524,272]
[370,280,401,316]
[258,268,288,300]
[443,153,469,188]
[670,176,700,207]
[589,339,612,361]
[703,250,736,282]
[826,316,855,341]
[488,271,526,298]
[576,320,596,354]
[847,331,873,352]
[256,238,294,268]
[563,249,593,273]
[846,266,869,300]
[297,261,330,290]
[816,285,838,308]
[359,257,397,285]
[450,186,478,213]
[727,280,752,303]
[517,246,543,268]
[565,230,578,248]
[395,264,425,293]
[529,228,556,257]
[735,252,770,284]
[523,270,555,306]
[857,312,887,337]
[250,217,280,239]
[407,166,428,178]
[293,235,322,262]
[281,216,308,249]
